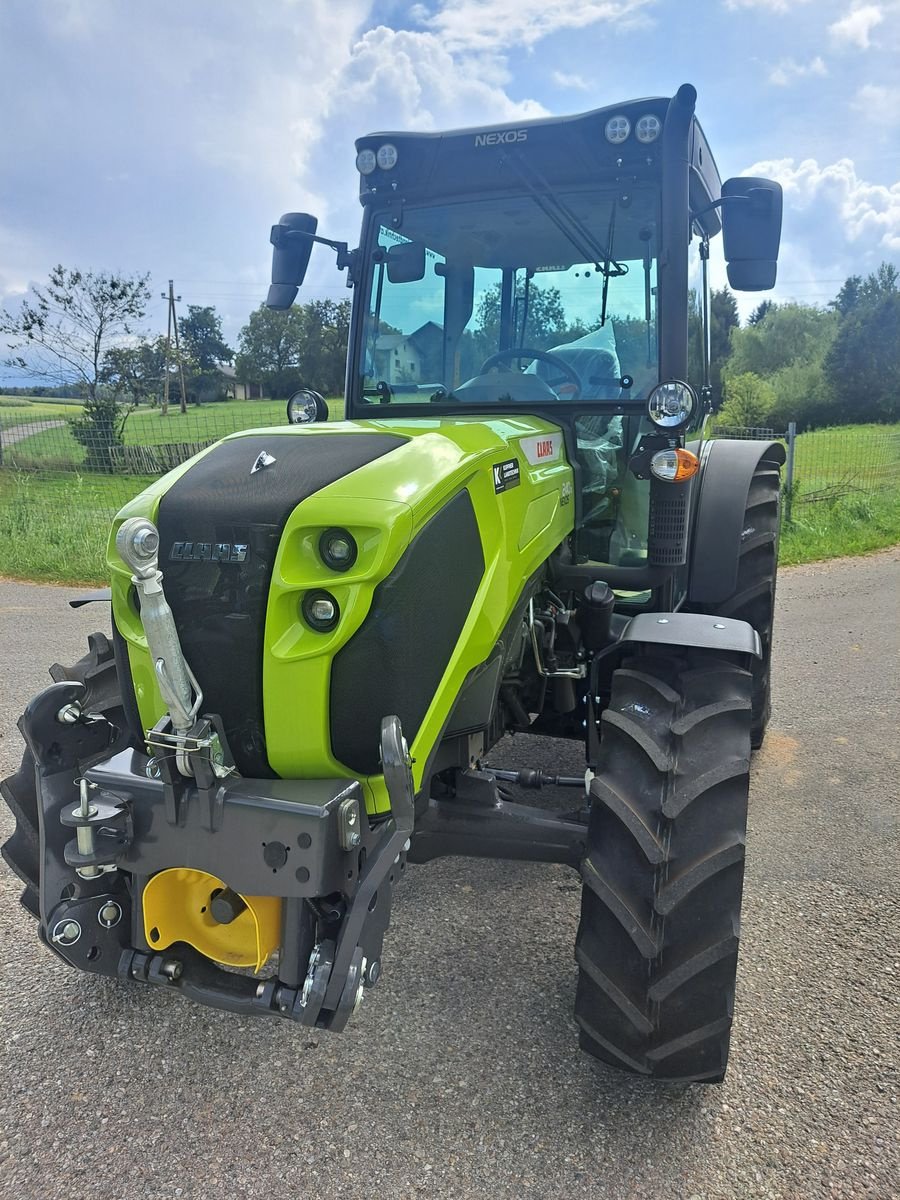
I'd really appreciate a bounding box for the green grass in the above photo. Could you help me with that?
[1,408,897,584]
[0,396,346,465]
[789,422,900,499]
[0,397,83,429]
[0,471,154,584]
[780,487,900,566]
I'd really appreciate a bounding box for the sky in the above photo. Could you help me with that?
[1,0,898,382]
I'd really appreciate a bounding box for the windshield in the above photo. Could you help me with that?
[356,187,659,408]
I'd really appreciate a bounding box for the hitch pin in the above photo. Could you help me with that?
[75,778,100,880]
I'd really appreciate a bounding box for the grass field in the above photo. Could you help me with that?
[788,422,900,499]
[0,396,346,465]
[0,397,83,429]
[0,411,897,583]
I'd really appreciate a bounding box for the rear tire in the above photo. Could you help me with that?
[574,650,752,1082]
[1,633,125,917]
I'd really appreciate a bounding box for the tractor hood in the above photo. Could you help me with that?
[109,416,574,812]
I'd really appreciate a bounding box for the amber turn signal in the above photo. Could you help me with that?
[649,448,700,483]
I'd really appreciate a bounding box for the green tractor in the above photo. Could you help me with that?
[2,83,784,1082]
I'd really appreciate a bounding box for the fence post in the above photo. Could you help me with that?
[785,421,796,524]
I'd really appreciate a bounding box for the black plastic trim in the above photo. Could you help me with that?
[688,438,785,605]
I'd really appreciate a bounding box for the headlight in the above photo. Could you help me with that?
[287,389,328,425]
[376,143,398,170]
[356,148,377,175]
[319,528,357,572]
[604,115,631,144]
[650,448,700,483]
[302,590,340,632]
[647,380,696,429]
[635,113,662,144]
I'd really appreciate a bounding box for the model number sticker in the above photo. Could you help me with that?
[519,432,562,465]
[493,458,521,493]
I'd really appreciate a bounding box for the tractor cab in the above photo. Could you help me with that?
[270,82,782,599]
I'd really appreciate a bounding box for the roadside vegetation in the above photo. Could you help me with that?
[1,260,897,584]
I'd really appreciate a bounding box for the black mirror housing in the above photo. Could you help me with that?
[267,212,318,309]
[386,241,427,284]
[721,178,782,292]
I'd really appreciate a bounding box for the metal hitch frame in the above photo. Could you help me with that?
[20,683,418,1032]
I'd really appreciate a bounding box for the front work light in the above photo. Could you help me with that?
[319,528,357,572]
[650,448,700,483]
[376,143,398,170]
[647,380,696,429]
[303,590,340,632]
[635,113,662,144]
[356,148,377,175]
[604,115,630,144]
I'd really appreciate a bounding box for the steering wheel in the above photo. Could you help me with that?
[478,347,582,401]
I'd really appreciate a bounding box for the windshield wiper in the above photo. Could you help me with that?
[502,149,628,283]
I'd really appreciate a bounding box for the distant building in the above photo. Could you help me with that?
[373,321,443,385]
[217,364,262,400]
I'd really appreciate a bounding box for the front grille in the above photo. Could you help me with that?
[155,431,404,776]
[648,480,691,567]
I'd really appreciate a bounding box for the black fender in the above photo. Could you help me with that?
[688,438,785,606]
[619,611,761,658]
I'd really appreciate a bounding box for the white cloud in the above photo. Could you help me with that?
[852,82,900,121]
[551,70,592,90]
[767,55,828,86]
[724,0,812,11]
[423,0,655,52]
[746,156,900,253]
[828,5,884,49]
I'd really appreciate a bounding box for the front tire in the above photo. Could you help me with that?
[1,633,125,917]
[574,650,752,1082]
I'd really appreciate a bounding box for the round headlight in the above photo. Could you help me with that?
[302,590,340,632]
[356,148,377,175]
[287,389,328,425]
[648,380,696,429]
[376,143,398,170]
[635,113,662,144]
[319,528,357,572]
[604,115,631,145]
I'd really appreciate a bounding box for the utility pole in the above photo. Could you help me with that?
[161,280,189,415]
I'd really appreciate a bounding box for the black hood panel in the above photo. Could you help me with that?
[156,431,404,777]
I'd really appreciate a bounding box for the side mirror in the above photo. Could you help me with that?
[386,240,426,284]
[267,213,318,309]
[287,389,328,425]
[721,178,783,291]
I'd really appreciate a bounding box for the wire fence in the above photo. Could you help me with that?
[712,422,900,515]
[0,400,898,571]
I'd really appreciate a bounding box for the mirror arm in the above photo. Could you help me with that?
[272,226,353,272]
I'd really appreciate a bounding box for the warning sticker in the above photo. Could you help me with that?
[493,458,521,493]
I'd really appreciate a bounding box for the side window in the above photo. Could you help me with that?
[686,232,705,400]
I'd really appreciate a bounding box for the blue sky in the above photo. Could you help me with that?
[1,0,898,378]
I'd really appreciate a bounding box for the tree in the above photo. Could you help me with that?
[473,281,570,363]
[709,288,739,403]
[716,372,775,428]
[295,299,352,396]
[0,264,150,470]
[101,335,171,408]
[748,299,774,326]
[236,304,305,399]
[728,303,838,379]
[177,305,233,404]
[825,263,900,423]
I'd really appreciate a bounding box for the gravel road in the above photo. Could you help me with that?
[0,419,65,446]
[1,550,897,1199]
